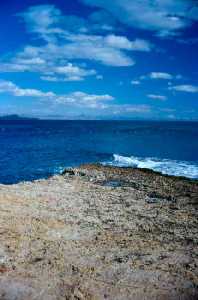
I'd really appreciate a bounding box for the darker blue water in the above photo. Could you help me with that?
[0,120,198,184]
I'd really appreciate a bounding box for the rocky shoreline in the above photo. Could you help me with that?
[0,164,197,300]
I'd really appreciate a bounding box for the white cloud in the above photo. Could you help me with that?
[18,5,62,42]
[122,105,150,113]
[81,0,197,37]
[0,80,114,108]
[40,76,61,82]
[53,39,136,66]
[57,91,114,105]
[0,80,55,98]
[0,58,97,82]
[0,4,153,76]
[147,94,167,100]
[110,104,151,114]
[138,72,182,82]
[149,72,173,80]
[169,85,198,93]
[105,35,151,51]
[55,63,96,77]
[137,72,175,85]
[41,75,85,82]
[131,80,140,85]
[16,58,46,65]
[0,80,153,116]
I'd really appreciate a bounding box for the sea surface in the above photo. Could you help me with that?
[0,120,198,184]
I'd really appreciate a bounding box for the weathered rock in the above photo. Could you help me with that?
[0,164,197,299]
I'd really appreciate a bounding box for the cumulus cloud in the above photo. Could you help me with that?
[52,35,136,66]
[147,94,167,100]
[0,57,98,82]
[55,64,96,76]
[18,5,62,42]
[81,0,198,37]
[57,91,114,105]
[52,63,96,81]
[0,80,153,116]
[136,72,175,83]
[149,72,173,80]
[169,85,198,93]
[104,35,151,51]
[20,5,117,37]
[0,4,153,78]
[0,80,114,108]
[0,80,55,98]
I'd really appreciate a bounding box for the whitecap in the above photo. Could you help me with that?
[104,154,198,179]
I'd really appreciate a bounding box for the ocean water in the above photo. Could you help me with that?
[0,120,198,184]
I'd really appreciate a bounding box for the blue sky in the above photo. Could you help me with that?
[0,0,198,120]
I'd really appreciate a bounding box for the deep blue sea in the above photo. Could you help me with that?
[0,120,198,184]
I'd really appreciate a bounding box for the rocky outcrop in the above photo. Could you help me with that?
[0,164,197,299]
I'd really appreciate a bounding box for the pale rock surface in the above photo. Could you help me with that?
[0,164,197,299]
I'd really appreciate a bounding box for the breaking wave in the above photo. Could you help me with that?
[105,154,198,179]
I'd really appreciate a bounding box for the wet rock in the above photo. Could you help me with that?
[62,168,75,176]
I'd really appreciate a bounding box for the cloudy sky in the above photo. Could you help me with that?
[0,0,198,119]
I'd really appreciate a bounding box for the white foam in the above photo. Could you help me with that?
[104,154,198,179]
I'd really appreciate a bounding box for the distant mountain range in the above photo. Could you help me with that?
[0,114,39,120]
[0,114,196,121]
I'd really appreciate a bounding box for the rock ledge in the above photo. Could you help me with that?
[0,164,197,299]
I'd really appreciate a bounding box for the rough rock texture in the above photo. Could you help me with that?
[0,164,197,300]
